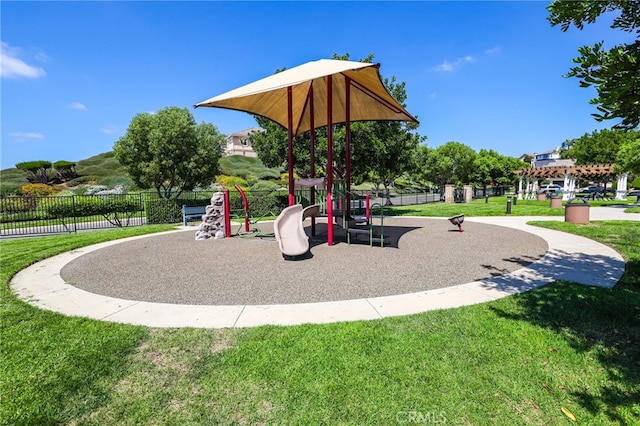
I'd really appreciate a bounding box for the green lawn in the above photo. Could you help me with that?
[384,195,639,217]
[1,210,639,424]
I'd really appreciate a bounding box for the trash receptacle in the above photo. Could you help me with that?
[565,198,589,223]
[550,196,562,208]
[537,191,547,201]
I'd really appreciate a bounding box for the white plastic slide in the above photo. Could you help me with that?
[274,204,321,257]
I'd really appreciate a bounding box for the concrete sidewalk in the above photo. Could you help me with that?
[10,207,638,328]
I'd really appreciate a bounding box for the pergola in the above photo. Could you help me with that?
[514,163,629,200]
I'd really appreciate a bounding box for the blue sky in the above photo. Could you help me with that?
[1,1,630,170]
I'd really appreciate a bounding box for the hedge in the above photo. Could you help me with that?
[145,197,211,224]
[144,190,288,224]
[45,196,142,227]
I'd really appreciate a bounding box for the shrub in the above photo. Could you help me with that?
[280,172,300,181]
[15,160,52,184]
[53,160,77,181]
[251,180,279,192]
[143,189,287,224]
[53,160,76,169]
[21,183,62,197]
[145,199,182,224]
[45,196,139,216]
[145,197,210,224]
[43,195,142,227]
[256,169,281,180]
[229,189,288,218]
[216,175,249,189]
[81,184,109,195]
[249,192,287,217]
[0,197,33,215]
[0,183,21,197]
[67,176,93,186]
[245,174,259,186]
[99,175,135,189]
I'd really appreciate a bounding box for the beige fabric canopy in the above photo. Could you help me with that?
[194,59,418,137]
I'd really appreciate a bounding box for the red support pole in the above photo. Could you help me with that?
[287,86,295,206]
[327,75,333,246]
[327,192,333,246]
[309,85,315,180]
[224,189,231,238]
[309,85,316,236]
[366,194,370,222]
[345,76,351,217]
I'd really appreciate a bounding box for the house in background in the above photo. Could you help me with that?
[519,147,575,185]
[532,148,563,168]
[223,127,263,157]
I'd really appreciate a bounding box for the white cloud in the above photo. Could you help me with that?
[69,102,87,110]
[0,41,47,79]
[429,92,437,99]
[100,127,117,135]
[485,46,501,56]
[10,132,45,143]
[34,50,50,63]
[432,55,474,72]
[433,61,454,72]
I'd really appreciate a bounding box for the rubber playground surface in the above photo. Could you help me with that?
[60,217,548,305]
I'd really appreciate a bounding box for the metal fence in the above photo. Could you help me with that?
[1,193,146,238]
[298,188,443,211]
[0,186,510,238]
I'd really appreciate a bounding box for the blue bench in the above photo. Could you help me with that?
[181,205,206,226]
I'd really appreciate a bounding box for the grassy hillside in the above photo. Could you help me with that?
[74,151,134,188]
[0,168,29,195]
[218,155,281,180]
[1,152,281,195]
[0,152,133,195]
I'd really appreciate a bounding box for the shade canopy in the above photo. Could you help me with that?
[194,59,418,137]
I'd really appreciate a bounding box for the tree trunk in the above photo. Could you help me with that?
[384,183,393,206]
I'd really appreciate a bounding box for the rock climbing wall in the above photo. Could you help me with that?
[195,192,226,240]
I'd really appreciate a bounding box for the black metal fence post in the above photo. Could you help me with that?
[71,195,77,233]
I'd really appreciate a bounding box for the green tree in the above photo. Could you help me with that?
[616,138,640,175]
[251,115,309,174]
[560,128,639,164]
[114,107,224,198]
[348,119,423,205]
[52,160,77,182]
[548,1,640,129]
[472,149,526,192]
[417,142,477,189]
[15,160,52,184]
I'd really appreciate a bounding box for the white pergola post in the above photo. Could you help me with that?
[518,176,523,200]
[615,172,628,200]
[525,178,532,199]
[562,173,576,200]
[531,180,539,200]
